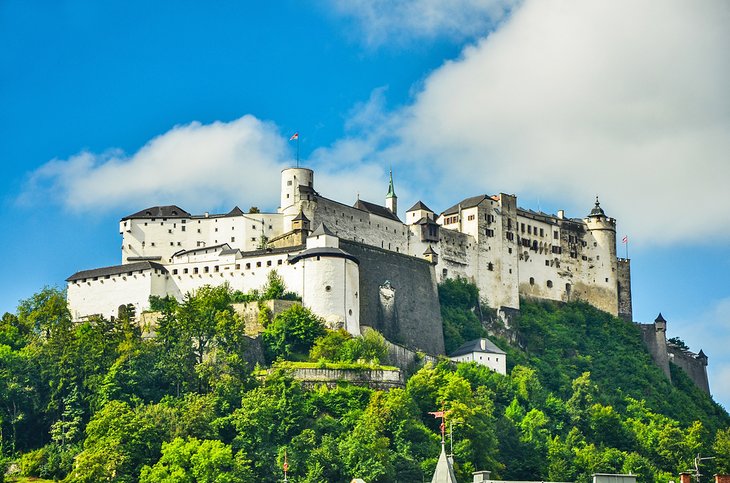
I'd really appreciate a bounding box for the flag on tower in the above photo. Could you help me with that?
[289,132,299,141]
[622,235,628,244]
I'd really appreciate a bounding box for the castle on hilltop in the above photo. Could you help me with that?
[67,166,633,356]
[66,166,712,393]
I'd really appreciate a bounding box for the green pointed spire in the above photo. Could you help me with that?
[386,169,397,199]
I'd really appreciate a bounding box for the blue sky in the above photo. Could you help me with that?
[1,0,728,409]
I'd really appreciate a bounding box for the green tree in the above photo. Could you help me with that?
[309,329,352,362]
[68,401,164,483]
[139,437,253,483]
[262,304,325,360]
[714,427,730,473]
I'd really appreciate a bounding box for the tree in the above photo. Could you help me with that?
[714,427,730,473]
[69,401,164,483]
[262,304,325,360]
[139,437,253,483]
[16,286,70,340]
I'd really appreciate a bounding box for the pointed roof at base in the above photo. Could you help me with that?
[293,210,310,222]
[311,223,336,237]
[431,444,457,483]
[407,200,433,213]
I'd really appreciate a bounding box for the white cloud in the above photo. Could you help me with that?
[21,116,291,213]
[23,0,730,247]
[328,0,518,47]
[343,0,730,246]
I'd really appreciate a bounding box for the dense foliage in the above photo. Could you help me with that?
[1,281,728,482]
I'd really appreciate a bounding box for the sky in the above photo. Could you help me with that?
[1,0,728,409]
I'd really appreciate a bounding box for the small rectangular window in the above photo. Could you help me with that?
[173,269,178,275]
[183,268,189,274]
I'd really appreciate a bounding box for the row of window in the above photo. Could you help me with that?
[171,258,285,275]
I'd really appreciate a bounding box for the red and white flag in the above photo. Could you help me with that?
[289,132,299,141]
[622,235,628,244]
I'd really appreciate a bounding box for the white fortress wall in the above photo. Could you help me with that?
[67,264,168,320]
[121,210,286,264]
[312,197,410,254]
[166,249,302,300]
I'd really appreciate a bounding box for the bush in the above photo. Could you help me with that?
[310,329,388,365]
[263,304,326,361]
[18,446,47,477]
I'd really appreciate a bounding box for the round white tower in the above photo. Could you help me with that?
[288,224,361,335]
[584,197,619,314]
[280,167,314,214]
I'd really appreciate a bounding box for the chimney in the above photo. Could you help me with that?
[473,470,491,482]
[715,475,730,483]
[679,472,692,483]
[557,210,565,219]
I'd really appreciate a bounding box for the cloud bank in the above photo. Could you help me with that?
[323,0,730,246]
[22,116,290,213]
[328,0,518,47]
[23,0,730,246]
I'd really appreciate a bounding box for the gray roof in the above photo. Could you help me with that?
[414,216,439,226]
[293,210,310,222]
[588,196,606,217]
[122,205,191,220]
[441,195,493,216]
[431,444,458,483]
[353,199,401,222]
[67,261,167,282]
[311,223,336,237]
[288,247,359,265]
[407,200,434,213]
[172,243,231,258]
[219,247,241,256]
[227,206,245,216]
[423,245,437,255]
[449,338,506,358]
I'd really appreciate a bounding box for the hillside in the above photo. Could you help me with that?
[1,283,728,482]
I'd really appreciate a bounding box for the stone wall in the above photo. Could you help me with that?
[669,346,710,394]
[287,367,404,390]
[637,322,671,379]
[232,299,299,336]
[371,330,438,372]
[617,259,633,321]
[340,239,446,355]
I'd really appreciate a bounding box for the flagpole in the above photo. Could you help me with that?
[296,136,300,168]
[626,239,629,259]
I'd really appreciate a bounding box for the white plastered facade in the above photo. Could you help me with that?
[68,166,629,335]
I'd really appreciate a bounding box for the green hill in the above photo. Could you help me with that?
[1,283,728,482]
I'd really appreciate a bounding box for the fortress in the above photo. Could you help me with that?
[66,166,708,392]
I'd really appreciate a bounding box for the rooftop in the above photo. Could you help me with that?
[353,199,401,222]
[67,261,167,282]
[450,338,506,358]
